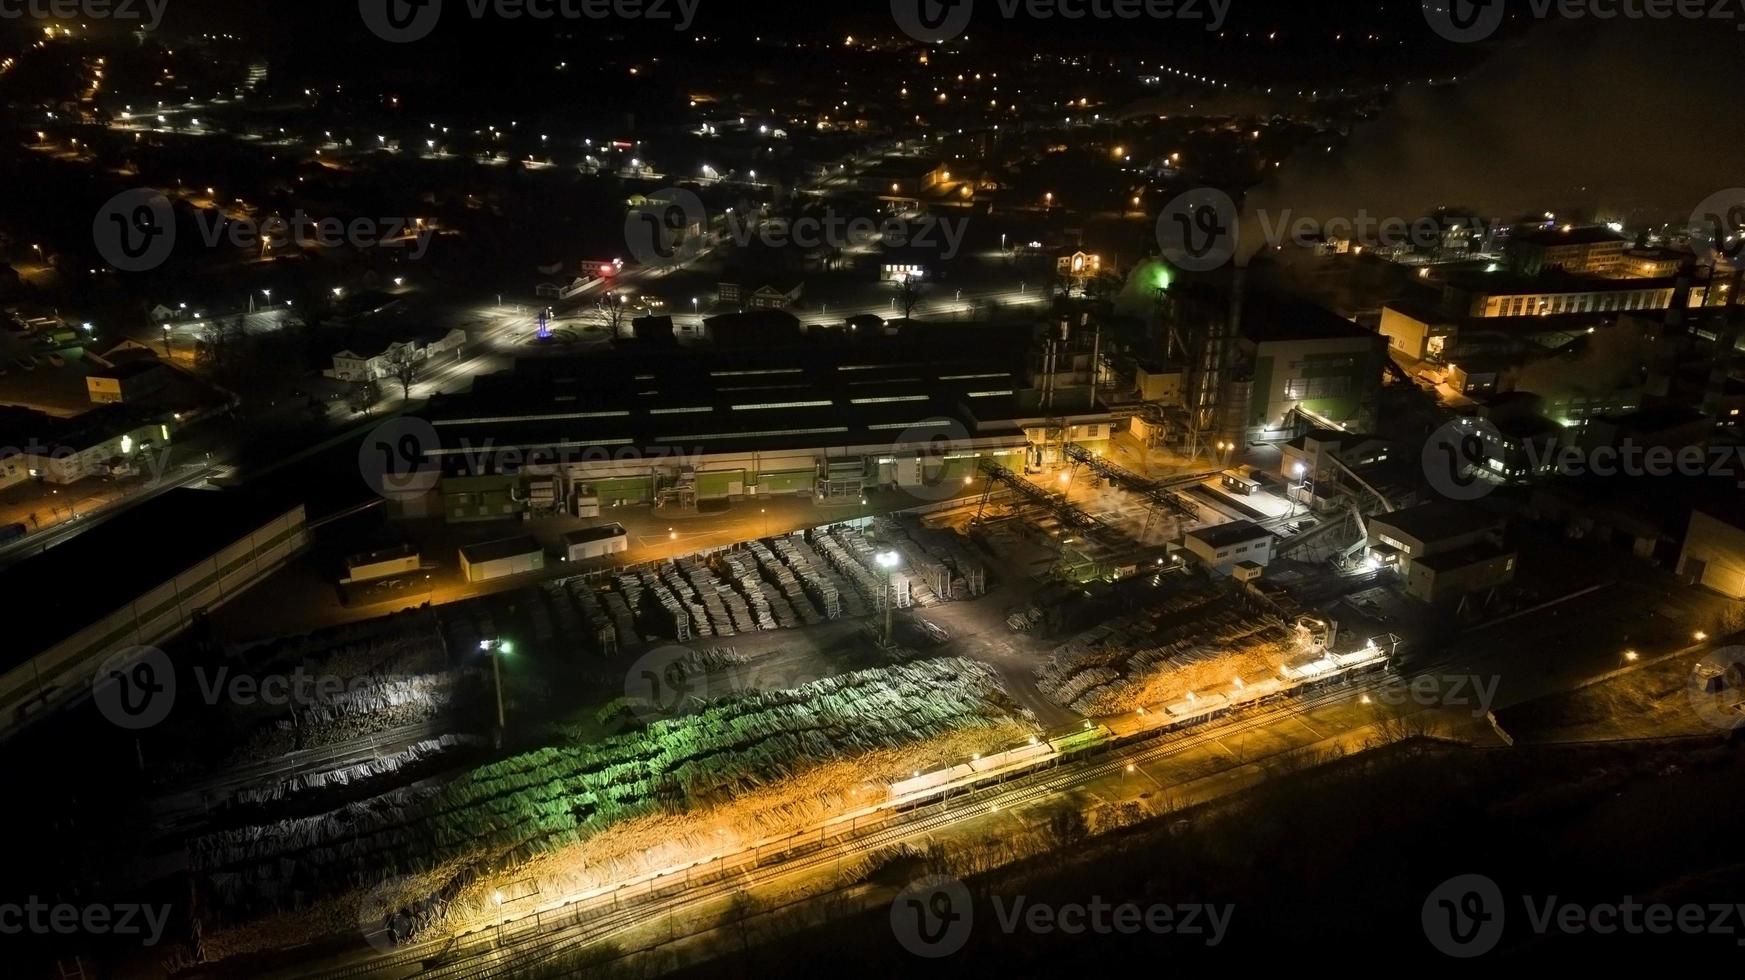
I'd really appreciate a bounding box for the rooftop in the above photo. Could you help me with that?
[564,523,628,545]
[460,535,543,564]
[1240,292,1374,345]
[1188,520,1273,549]
[1370,500,1502,544]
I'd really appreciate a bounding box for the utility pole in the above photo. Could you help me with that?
[480,638,511,746]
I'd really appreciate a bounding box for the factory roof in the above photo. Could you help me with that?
[460,535,543,565]
[1369,500,1501,544]
[1187,520,1273,549]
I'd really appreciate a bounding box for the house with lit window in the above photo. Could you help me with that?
[1366,501,1514,603]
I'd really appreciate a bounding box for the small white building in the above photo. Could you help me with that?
[563,523,629,562]
[1182,521,1276,574]
[459,536,545,584]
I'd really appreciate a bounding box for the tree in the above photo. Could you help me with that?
[346,379,381,415]
[895,273,925,322]
[597,291,630,336]
[1043,804,1089,851]
[382,345,419,401]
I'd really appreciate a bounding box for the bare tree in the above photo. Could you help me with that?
[895,274,925,322]
[597,291,630,336]
[381,344,419,400]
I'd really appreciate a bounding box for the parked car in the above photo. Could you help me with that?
[0,523,26,544]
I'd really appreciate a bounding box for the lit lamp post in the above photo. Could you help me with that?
[876,551,899,647]
[479,638,512,746]
[1291,462,1307,518]
[492,890,505,947]
[162,323,172,357]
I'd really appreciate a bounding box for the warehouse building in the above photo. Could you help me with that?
[564,523,630,562]
[1367,501,1514,603]
[1182,520,1276,574]
[460,535,546,583]
[423,324,1115,523]
[1679,506,1745,599]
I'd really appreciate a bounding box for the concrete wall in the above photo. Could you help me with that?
[1680,510,1745,599]
[0,505,308,737]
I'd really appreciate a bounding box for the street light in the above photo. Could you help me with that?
[876,551,899,646]
[479,638,512,745]
[1291,462,1306,518]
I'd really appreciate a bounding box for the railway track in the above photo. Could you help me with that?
[297,668,1401,979]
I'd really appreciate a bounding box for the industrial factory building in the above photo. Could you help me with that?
[423,322,1115,523]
